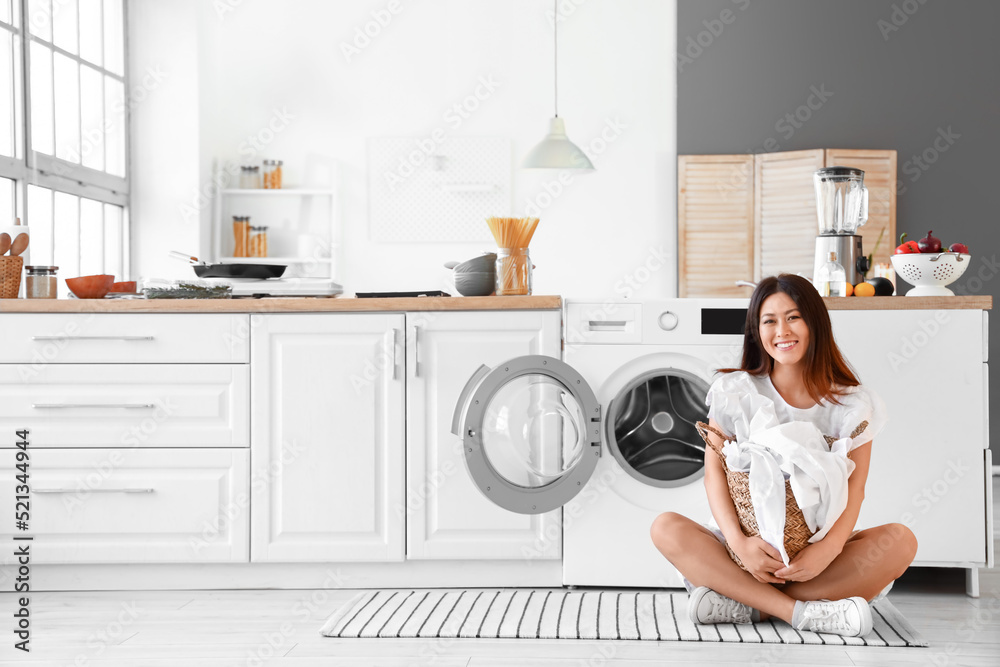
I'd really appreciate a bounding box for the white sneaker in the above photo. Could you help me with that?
[795,597,873,637]
[688,587,754,625]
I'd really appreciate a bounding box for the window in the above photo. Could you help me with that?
[0,0,128,280]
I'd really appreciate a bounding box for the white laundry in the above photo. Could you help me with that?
[719,398,855,565]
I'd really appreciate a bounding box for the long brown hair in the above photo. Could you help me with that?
[721,274,859,405]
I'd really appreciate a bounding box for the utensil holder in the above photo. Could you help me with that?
[496,248,531,296]
[0,256,24,298]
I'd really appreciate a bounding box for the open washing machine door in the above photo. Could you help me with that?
[451,355,601,515]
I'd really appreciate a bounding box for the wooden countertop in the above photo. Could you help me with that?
[0,295,989,313]
[821,295,991,310]
[0,295,563,313]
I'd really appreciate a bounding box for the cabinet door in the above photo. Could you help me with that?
[250,314,405,562]
[678,155,755,297]
[406,310,562,560]
[0,448,249,564]
[830,309,988,565]
[824,149,897,273]
[754,149,826,280]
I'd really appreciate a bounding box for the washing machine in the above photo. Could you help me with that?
[452,298,749,588]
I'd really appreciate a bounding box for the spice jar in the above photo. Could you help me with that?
[232,216,250,257]
[495,248,532,296]
[25,265,58,299]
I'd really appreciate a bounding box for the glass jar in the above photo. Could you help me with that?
[239,166,253,189]
[232,216,250,257]
[495,248,531,296]
[262,160,283,189]
[273,160,283,189]
[25,265,58,299]
[249,165,261,189]
[248,226,268,258]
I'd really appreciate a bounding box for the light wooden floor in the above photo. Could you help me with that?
[4,478,999,667]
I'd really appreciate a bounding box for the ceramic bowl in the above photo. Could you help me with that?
[65,274,115,299]
[455,271,496,297]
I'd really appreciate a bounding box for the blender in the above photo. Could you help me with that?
[813,167,870,286]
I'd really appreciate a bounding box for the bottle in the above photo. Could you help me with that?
[233,216,250,257]
[815,251,846,297]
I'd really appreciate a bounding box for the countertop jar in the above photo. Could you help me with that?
[495,248,532,296]
[25,265,58,299]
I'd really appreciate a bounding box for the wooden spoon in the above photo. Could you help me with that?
[9,233,29,256]
[0,233,10,255]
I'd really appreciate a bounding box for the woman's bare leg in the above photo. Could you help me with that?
[650,511,796,623]
[780,523,918,602]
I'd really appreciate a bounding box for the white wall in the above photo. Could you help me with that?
[130,0,677,299]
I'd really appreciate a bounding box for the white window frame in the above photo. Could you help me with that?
[0,0,130,273]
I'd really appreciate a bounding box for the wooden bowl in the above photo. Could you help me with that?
[66,274,115,299]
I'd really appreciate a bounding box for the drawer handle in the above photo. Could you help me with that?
[31,403,156,409]
[31,335,156,341]
[34,488,155,494]
[588,320,628,329]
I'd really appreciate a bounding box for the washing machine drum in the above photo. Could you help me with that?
[607,370,710,488]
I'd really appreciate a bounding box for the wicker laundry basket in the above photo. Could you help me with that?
[0,256,23,298]
[695,419,868,570]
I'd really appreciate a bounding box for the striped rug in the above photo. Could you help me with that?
[320,589,926,647]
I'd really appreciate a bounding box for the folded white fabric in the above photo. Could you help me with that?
[720,398,854,565]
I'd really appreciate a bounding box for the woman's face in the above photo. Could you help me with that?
[758,291,810,368]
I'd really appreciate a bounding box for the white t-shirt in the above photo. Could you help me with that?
[706,370,888,451]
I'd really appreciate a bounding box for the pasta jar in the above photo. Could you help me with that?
[25,265,59,299]
[232,216,250,257]
[495,248,532,296]
[248,226,268,258]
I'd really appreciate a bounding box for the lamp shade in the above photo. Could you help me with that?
[522,117,595,170]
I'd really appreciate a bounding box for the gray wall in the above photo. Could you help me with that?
[677,0,1000,456]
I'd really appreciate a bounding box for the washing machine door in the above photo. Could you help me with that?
[451,354,601,515]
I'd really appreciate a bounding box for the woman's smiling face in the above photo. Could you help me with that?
[759,291,811,367]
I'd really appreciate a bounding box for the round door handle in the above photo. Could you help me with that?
[658,311,679,331]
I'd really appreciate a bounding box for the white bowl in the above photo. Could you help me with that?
[890,252,970,296]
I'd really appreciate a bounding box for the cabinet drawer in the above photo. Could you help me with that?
[0,314,249,363]
[0,365,248,448]
[1,448,248,563]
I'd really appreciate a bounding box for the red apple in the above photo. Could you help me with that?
[949,242,969,254]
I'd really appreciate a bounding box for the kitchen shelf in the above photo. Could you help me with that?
[219,256,337,264]
[220,189,337,196]
[213,171,340,282]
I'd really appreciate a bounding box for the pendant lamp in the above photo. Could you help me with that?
[522,0,595,170]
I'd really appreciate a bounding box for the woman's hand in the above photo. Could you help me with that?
[773,541,840,582]
[730,535,788,584]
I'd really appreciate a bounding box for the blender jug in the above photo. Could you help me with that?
[814,167,869,234]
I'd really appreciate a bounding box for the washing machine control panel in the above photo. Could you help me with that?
[657,311,679,331]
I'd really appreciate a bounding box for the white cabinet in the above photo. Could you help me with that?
[250,313,405,562]
[405,310,563,560]
[0,364,248,448]
[0,448,249,564]
[830,309,989,566]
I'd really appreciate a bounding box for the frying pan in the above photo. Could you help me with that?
[170,251,287,280]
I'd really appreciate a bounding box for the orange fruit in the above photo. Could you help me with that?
[854,282,876,297]
[845,282,854,297]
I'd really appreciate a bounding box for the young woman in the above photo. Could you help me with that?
[650,274,918,637]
